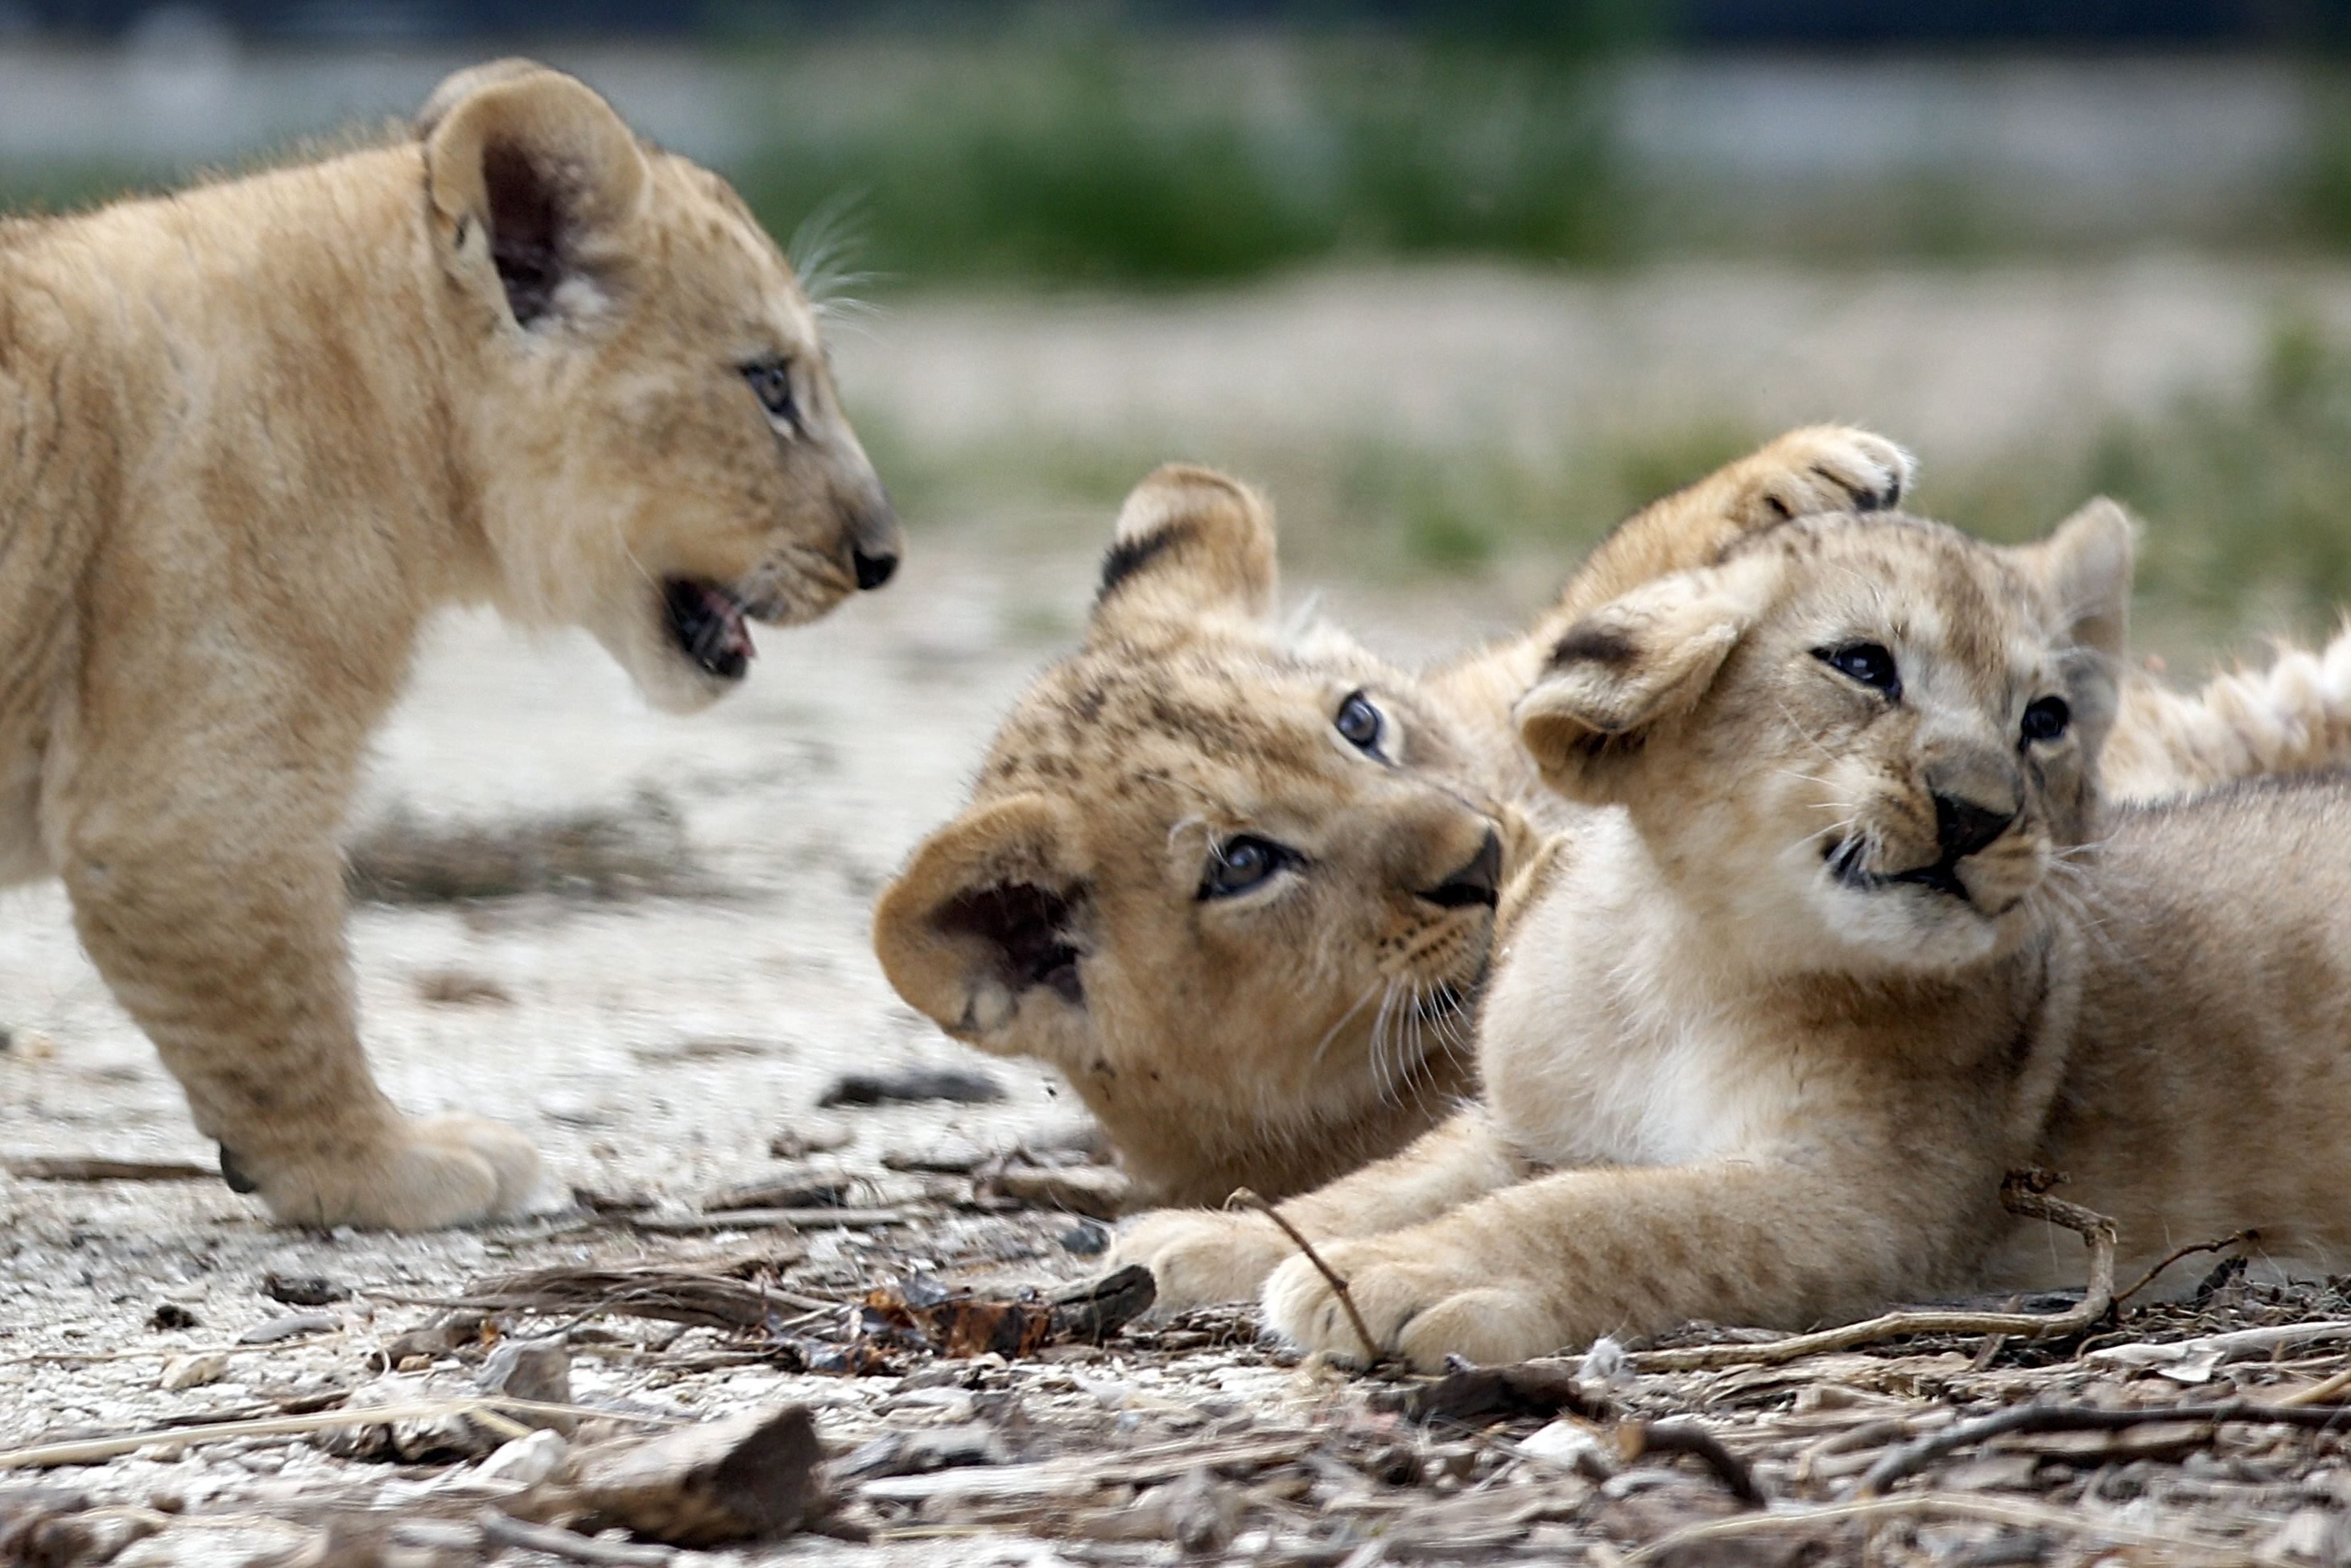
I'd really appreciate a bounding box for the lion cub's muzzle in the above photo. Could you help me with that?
[845,494,903,593]
[1827,770,2027,908]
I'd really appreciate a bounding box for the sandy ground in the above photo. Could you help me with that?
[6,264,2351,1564]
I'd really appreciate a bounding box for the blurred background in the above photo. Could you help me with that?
[10,0,2351,654]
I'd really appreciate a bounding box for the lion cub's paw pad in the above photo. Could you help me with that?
[1758,428,1916,519]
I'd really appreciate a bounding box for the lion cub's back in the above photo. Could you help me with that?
[2051,774,2351,1281]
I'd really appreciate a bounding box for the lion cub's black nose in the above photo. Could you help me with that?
[1934,793,2015,860]
[1421,830,1503,910]
[852,548,898,591]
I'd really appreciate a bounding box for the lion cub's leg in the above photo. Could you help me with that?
[56,728,539,1231]
[1262,1157,1970,1371]
[1549,426,1915,629]
[1118,1108,1523,1308]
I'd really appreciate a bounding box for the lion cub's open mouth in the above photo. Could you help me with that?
[662,577,755,679]
[1826,837,1970,902]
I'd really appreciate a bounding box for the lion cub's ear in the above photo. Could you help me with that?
[873,794,1093,1053]
[1087,465,1278,641]
[419,61,649,331]
[1516,554,1780,804]
[2015,497,2136,658]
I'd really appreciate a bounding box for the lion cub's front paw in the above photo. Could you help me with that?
[1115,1207,1299,1310]
[1261,1238,1564,1372]
[1739,426,1915,527]
[245,1114,545,1231]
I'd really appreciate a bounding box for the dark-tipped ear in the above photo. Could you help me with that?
[1516,555,1778,804]
[2015,497,2135,658]
[1088,465,1277,640]
[873,794,1091,1048]
[420,63,647,330]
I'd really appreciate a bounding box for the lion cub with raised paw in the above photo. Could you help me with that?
[0,60,899,1229]
[1145,502,2351,1369]
[876,427,1919,1210]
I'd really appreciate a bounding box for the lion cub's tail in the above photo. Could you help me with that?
[2103,624,2351,803]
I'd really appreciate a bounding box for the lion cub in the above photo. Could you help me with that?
[1142,503,2351,1369]
[0,61,898,1228]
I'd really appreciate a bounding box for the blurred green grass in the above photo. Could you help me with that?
[728,38,1622,287]
[867,319,2351,660]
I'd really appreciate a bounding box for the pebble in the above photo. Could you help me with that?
[159,1352,230,1392]
[1519,1418,1611,1475]
[475,1428,568,1486]
[262,1273,349,1308]
[237,1310,339,1345]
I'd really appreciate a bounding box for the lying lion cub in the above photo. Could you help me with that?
[876,427,1918,1207]
[1137,501,2351,1369]
[881,431,2351,1213]
[0,60,899,1228]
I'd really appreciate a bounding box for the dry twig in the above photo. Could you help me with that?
[476,1510,677,1566]
[0,1399,672,1471]
[1619,1418,1764,1506]
[5,1156,215,1182]
[1623,1491,2248,1566]
[1630,1173,2116,1372]
[1852,1397,2351,1498]
[2113,1229,2254,1306]
[1227,1187,1382,1364]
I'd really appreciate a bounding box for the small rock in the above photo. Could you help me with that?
[0,1029,56,1060]
[985,1163,1131,1220]
[816,1067,1003,1109]
[567,1403,826,1546]
[159,1352,230,1392]
[1519,1418,1612,1478]
[768,1120,851,1159]
[239,1310,340,1345]
[1058,1222,1110,1256]
[264,1273,349,1308]
[147,1302,200,1332]
[479,1339,572,1430]
[414,968,514,1006]
[839,1423,1006,1480]
[702,1167,853,1213]
[476,1428,568,1486]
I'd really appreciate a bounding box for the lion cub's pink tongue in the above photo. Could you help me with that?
[703,585,755,664]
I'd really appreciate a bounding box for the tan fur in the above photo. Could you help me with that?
[1149,506,2351,1370]
[876,429,1918,1207]
[0,60,899,1228]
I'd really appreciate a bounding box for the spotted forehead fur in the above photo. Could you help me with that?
[1726,512,2068,679]
[983,638,1355,795]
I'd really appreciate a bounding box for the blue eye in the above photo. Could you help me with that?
[1199,836,1294,900]
[1336,691,1384,753]
[743,359,796,425]
[2021,695,2071,743]
[1816,642,1900,699]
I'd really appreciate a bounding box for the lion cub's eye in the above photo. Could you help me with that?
[1198,836,1297,900]
[1815,642,1901,699]
[742,358,798,428]
[1335,691,1384,754]
[2020,695,2071,743]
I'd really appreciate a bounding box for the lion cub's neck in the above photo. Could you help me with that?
[8,148,482,602]
[1479,810,2057,1178]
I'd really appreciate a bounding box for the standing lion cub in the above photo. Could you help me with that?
[1136,504,2351,1369]
[0,60,900,1229]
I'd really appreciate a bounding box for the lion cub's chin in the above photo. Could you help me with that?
[1796,864,2037,975]
[591,603,747,716]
